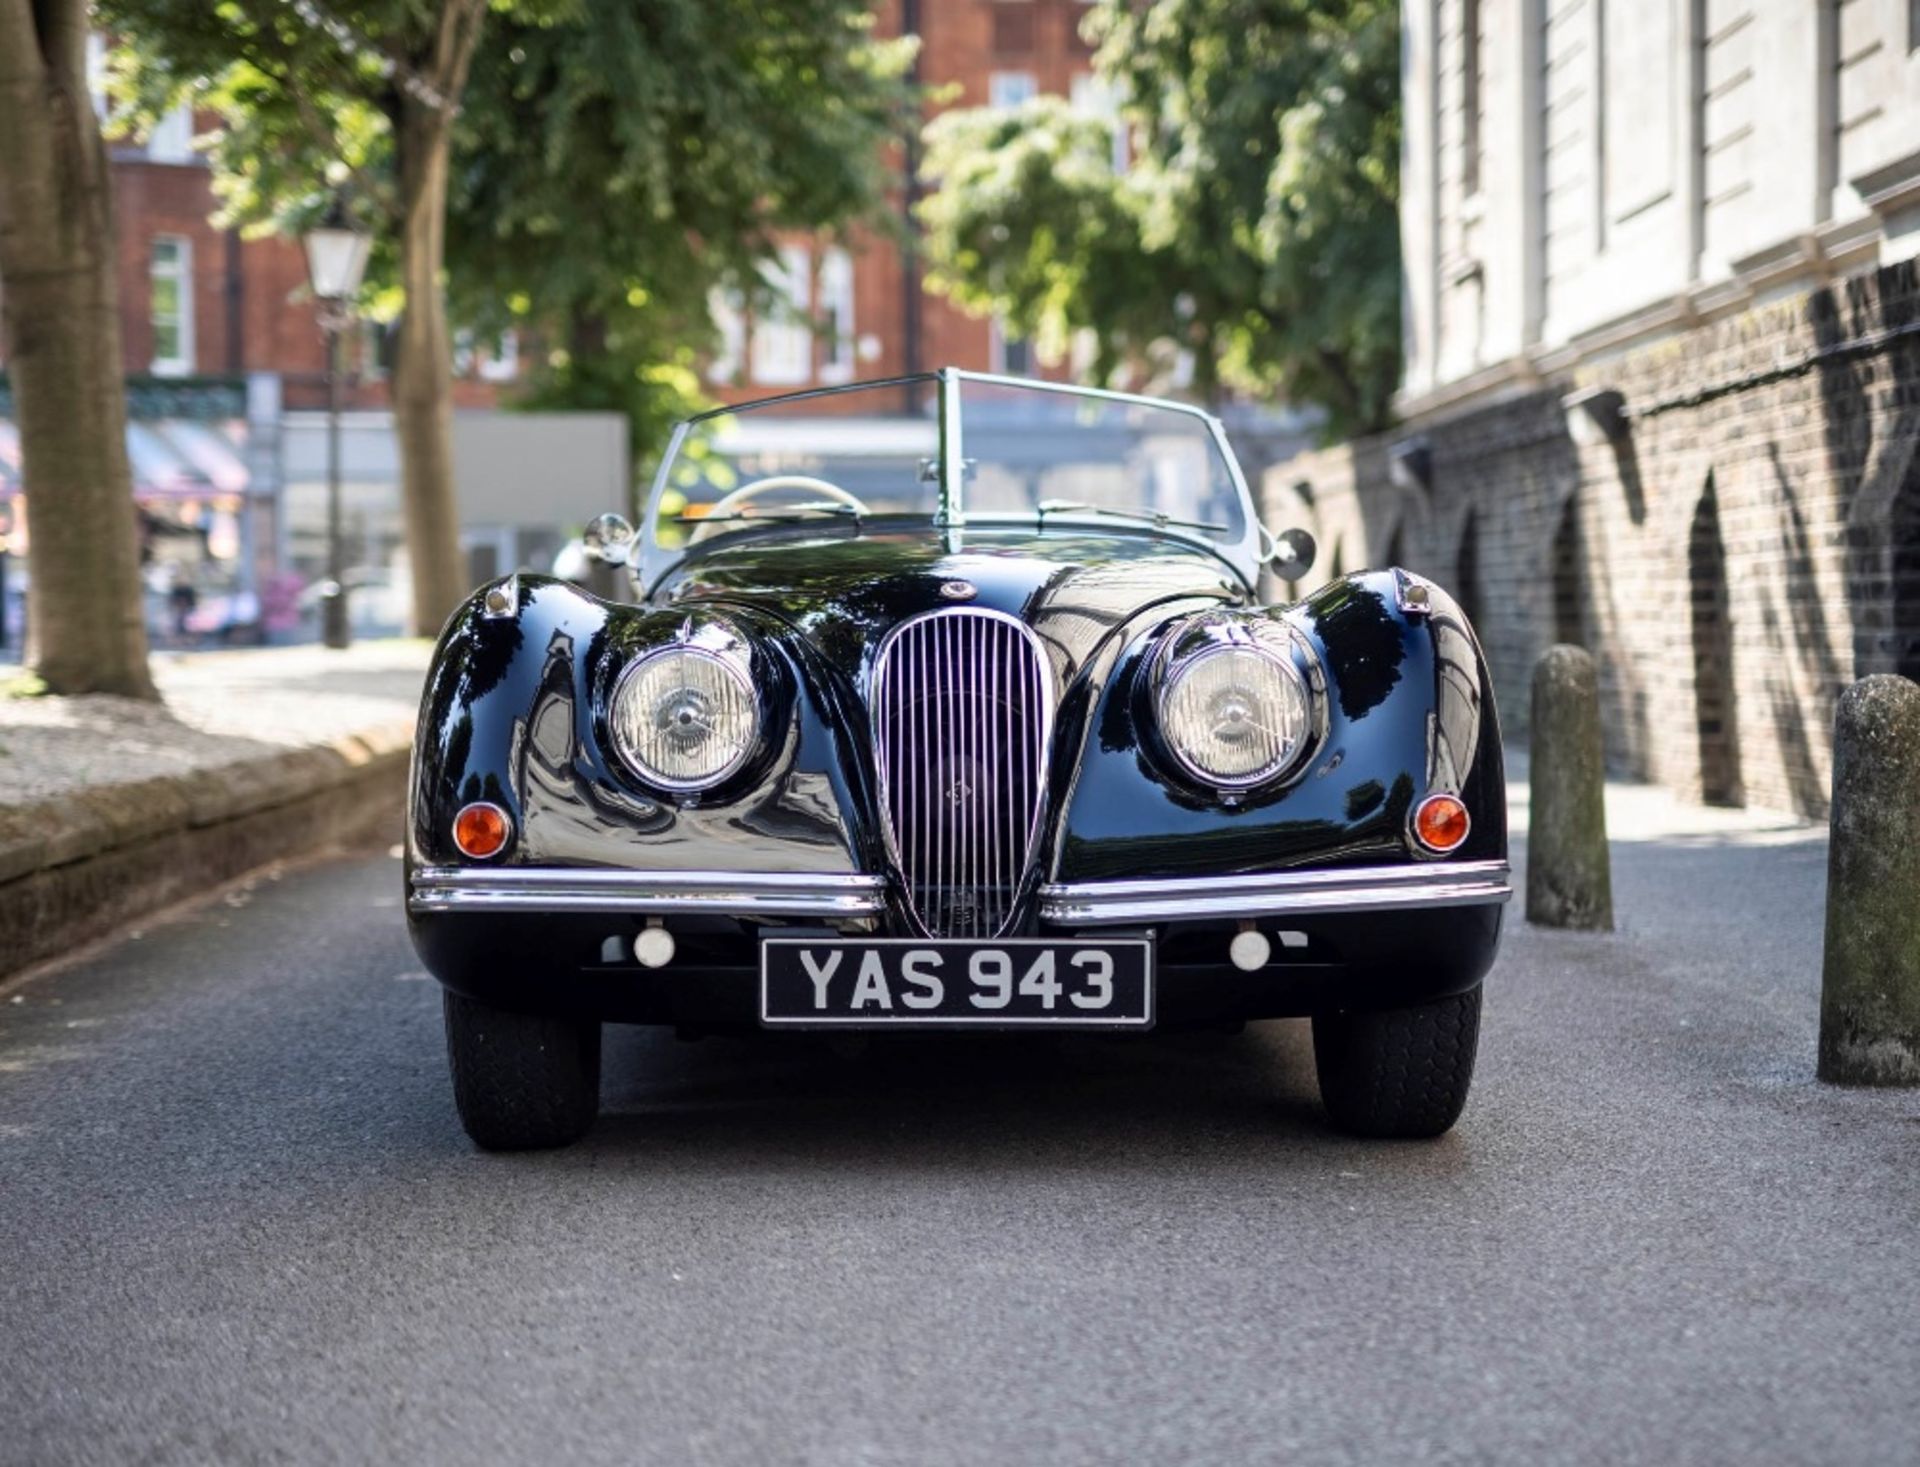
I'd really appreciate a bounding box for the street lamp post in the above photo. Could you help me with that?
[301,204,372,651]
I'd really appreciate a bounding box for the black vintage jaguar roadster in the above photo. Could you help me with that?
[408,372,1509,1149]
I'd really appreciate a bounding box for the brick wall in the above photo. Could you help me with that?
[1264,259,1920,819]
[100,150,515,414]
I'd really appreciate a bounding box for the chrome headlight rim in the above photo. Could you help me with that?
[609,638,761,794]
[1152,618,1321,793]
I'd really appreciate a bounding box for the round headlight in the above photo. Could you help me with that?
[611,646,759,790]
[1158,641,1311,788]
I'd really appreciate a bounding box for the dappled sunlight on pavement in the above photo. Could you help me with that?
[0,640,427,804]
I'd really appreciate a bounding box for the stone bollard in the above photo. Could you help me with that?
[1527,644,1613,930]
[1818,675,1920,1085]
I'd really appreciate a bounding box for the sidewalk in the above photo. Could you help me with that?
[0,642,428,978]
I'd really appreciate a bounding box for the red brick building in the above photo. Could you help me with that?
[0,5,1116,646]
[706,0,1111,406]
[2,4,1106,419]
[105,134,514,412]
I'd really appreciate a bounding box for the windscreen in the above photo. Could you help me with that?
[956,378,1247,542]
[651,379,941,550]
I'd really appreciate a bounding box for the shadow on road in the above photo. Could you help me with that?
[580,1020,1375,1171]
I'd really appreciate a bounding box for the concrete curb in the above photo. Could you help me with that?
[0,722,413,982]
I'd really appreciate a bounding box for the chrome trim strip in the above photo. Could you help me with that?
[408,867,886,917]
[1037,861,1513,925]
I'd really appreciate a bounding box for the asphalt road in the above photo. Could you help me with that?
[2,789,1916,1466]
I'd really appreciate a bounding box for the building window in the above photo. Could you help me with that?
[146,104,193,164]
[709,287,746,384]
[750,244,812,386]
[1461,0,1482,196]
[988,71,1039,109]
[1070,73,1129,171]
[149,236,193,376]
[989,317,1032,377]
[86,33,110,120]
[819,247,856,383]
[358,319,392,382]
[479,331,519,384]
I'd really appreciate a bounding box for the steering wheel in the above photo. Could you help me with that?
[689,475,872,545]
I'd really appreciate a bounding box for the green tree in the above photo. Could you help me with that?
[108,0,913,580]
[0,0,157,696]
[446,1,914,477]
[104,0,508,637]
[919,0,1400,437]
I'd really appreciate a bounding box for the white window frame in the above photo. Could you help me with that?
[146,103,193,164]
[149,235,194,377]
[750,244,812,387]
[819,247,856,384]
[1070,72,1130,171]
[359,319,388,382]
[709,287,746,385]
[988,315,1032,377]
[478,331,520,384]
[86,33,110,121]
[988,71,1039,108]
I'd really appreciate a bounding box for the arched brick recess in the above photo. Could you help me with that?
[1894,458,1920,682]
[1689,477,1742,806]
[1551,494,1585,648]
[1456,509,1482,629]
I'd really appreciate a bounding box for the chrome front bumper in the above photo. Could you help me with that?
[410,861,1510,925]
[1036,861,1513,926]
[408,867,886,918]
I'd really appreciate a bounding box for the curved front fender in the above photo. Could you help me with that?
[1049,569,1506,883]
[407,575,873,877]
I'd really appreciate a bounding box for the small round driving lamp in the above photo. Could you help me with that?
[1412,793,1471,853]
[452,801,512,860]
[611,645,759,792]
[1157,640,1312,789]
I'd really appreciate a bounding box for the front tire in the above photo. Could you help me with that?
[1312,986,1481,1139]
[443,990,602,1150]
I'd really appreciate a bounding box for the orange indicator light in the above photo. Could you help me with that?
[1412,793,1470,853]
[453,802,512,860]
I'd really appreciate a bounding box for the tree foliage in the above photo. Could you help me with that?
[447,1,915,469]
[103,0,504,633]
[919,0,1400,437]
[104,0,914,483]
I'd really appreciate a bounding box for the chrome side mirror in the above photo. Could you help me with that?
[583,512,636,566]
[1265,527,1317,581]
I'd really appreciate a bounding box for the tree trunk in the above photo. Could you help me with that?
[390,99,468,638]
[0,0,157,698]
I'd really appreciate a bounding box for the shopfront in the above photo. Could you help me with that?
[0,376,282,653]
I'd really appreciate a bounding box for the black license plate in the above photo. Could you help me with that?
[760,938,1154,1029]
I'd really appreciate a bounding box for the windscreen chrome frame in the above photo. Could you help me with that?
[639,368,1264,591]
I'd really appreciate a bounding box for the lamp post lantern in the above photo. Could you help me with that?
[301,203,372,650]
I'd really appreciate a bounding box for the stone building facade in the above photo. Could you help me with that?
[1268,0,1920,817]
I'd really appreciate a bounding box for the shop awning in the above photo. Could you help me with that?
[0,417,250,500]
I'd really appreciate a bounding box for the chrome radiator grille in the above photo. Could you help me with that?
[871,609,1051,938]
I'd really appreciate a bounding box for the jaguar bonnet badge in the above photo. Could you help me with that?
[939,579,978,601]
